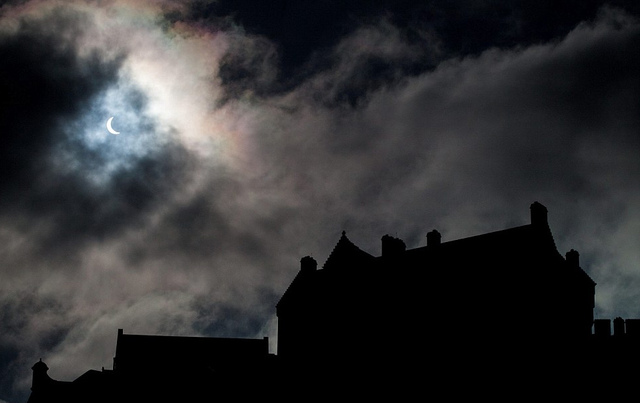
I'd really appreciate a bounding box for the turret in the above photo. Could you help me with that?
[31,359,51,391]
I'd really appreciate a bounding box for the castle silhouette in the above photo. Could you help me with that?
[26,202,640,401]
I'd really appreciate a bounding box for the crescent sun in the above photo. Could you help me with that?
[106,117,120,135]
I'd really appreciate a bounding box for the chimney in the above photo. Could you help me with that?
[427,230,441,247]
[625,319,640,337]
[530,201,548,227]
[381,235,406,257]
[300,256,317,272]
[593,319,611,337]
[613,317,625,337]
[566,249,580,268]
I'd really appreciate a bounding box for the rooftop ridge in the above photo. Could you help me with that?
[322,231,350,269]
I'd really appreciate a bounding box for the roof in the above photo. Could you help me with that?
[405,223,559,262]
[292,214,591,289]
[277,232,375,313]
[323,231,375,270]
[277,202,596,320]
[114,330,269,372]
[32,359,49,372]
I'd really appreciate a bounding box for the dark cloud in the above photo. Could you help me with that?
[0,292,71,352]
[217,34,279,102]
[0,6,199,256]
[0,291,74,402]
[194,0,640,103]
[0,8,120,193]
[192,285,280,338]
[242,5,640,257]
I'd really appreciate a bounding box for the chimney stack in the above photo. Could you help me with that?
[427,230,441,247]
[614,317,625,337]
[530,201,548,227]
[594,319,611,337]
[381,235,406,257]
[300,256,317,272]
[566,249,580,268]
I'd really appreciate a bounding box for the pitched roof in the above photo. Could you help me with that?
[278,202,595,314]
[276,232,375,313]
[276,263,314,311]
[408,223,557,258]
[322,231,375,270]
[392,221,598,292]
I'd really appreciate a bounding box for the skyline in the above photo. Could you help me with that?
[1,1,640,402]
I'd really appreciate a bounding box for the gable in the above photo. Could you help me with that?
[322,231,375,271]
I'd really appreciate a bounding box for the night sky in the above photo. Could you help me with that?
[1,0,640,401]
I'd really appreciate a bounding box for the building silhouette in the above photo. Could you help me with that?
[26,202,640,401]
[276,201,604,394]
[27,330,274,402]
[278,202,594,358]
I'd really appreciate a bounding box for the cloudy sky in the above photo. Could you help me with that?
[1,0,639,400]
